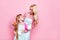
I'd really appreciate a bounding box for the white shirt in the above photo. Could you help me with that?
[18,23,25,35]
[24,17,33,30]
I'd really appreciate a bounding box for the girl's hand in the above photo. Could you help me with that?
[24,30,28,33]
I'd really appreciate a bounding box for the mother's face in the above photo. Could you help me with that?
[30,5,38,14]
[29,7,34,15]
[33,6,38,14]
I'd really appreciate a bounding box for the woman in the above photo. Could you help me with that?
[24,4,38,40]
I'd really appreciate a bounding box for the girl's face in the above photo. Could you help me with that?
[19,15,24,22]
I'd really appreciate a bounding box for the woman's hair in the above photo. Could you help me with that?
[30,4,36,15]
[30,4,38,26]
[30,4,37,15]
[30,4,36,8]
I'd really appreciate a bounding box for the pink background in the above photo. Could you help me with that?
[0,0,60,40]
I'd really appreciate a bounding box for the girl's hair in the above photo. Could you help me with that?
[16,14,22,22]
[14,14,22,40]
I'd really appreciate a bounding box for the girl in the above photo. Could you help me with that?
[12,14,28,40]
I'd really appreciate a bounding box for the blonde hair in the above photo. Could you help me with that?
[30,4,38,26]
[30,4,38,14]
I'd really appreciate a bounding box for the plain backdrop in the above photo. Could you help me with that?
[0,0,60,40]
